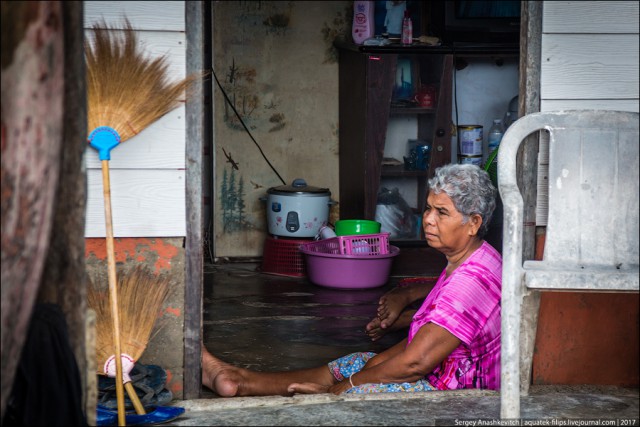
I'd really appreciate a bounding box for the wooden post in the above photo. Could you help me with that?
[517,0,543,395]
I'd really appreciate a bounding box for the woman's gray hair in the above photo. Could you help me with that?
[427,163,497,238]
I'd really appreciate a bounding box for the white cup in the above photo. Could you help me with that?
[316,225,337,240]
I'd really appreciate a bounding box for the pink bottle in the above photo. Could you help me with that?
[401,10,413,46]
[352,1,374,45]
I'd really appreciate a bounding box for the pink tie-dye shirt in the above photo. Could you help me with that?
[407,241,502,390]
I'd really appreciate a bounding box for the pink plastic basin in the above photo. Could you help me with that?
[300,245,400,290]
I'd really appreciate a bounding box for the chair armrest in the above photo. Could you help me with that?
[522,262,640,291]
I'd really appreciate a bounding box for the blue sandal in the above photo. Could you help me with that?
[96,405,185,426]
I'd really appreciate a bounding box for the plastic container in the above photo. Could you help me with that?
[458,125,483,156]
[261,236,311,277]
[315,225,337,240]
[404,139,431,171]
[488,119,504,155]
[334,219,381,236]
[303,232,390,256]
[459,155,483,167]
[401,10,413,45]
[300,244,400,290]
[352,1,375,45]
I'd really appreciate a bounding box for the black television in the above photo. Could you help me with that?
[429,0,521,46]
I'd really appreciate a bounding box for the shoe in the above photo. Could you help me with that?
[96,405,185,426]
[98,363,173,410]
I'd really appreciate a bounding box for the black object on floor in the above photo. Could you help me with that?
[3,303,87,426]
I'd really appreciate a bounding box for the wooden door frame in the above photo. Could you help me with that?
[180,1,543,399]
[518,0,542,263]
[184,0,213,399]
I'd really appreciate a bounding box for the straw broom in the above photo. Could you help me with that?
[86,19,194,142]
[88,266,170,416]
[85,19,194,424]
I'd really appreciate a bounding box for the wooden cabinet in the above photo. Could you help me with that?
[336,43,453,244]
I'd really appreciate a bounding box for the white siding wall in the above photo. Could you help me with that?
[540,1,639,113]
[84,1,187,237]
[536,1,639,225]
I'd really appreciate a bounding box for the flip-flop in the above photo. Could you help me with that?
[96,405,185,426]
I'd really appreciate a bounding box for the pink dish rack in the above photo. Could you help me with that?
[303,232,391,256]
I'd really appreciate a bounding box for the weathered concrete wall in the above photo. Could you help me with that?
[85,237,185,398]
[213,1,351,257]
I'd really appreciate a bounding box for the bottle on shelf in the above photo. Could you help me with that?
[401,10,412,46]
[487,119,504,156]
[352,1,375,45]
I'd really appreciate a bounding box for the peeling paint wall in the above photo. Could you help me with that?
[213,1,351,257]
[85,237,185,398]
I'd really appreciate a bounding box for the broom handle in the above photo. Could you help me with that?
[125,382,147,415]
[101,160,127,426]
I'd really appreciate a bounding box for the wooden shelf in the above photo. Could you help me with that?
[381,165,430,177]
[390,107,437,115]
[336,47,453,227]
[334,40,519,56]
[336,40,517,272]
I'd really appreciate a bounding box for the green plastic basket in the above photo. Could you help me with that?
[334,219,381,236]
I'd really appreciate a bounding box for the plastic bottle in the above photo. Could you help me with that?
[352,1,375,45]
[503,111,513,129]
[487,119,504,155]
[401,10,413,46]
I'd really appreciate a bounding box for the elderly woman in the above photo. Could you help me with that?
[202,163,501,396]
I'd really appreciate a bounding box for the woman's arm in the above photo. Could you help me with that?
[362,338,408,369]
[334,322,461,392]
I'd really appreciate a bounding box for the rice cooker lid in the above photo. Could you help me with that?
[267,178,330,197]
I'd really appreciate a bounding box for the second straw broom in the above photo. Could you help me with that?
[88,265,170,414]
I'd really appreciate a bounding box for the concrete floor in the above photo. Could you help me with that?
[164,261,639,426]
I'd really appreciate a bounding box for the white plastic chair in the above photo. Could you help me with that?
[497,110,640,418]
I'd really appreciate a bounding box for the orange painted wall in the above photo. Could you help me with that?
[85,237,182,274]
[85,237,185,398]
[533,293,639,386]
[531,232,640,386]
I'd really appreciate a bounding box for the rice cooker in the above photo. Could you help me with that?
[265,178,333,238]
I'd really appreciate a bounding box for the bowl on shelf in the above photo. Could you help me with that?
[334,219,381,236]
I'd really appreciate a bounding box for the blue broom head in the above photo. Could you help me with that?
[88,126,121,161]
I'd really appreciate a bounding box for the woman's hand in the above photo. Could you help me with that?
[288,379,354,395]
[287,382,329,394]
[327,379,354,395]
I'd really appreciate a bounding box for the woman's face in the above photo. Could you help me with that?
[422,190,480,255]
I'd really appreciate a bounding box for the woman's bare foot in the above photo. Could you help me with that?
[375,286,416,328]
[201,347,241,397]
[365,281,436,340]
[365,316,388,341]
[365,309,416,341]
